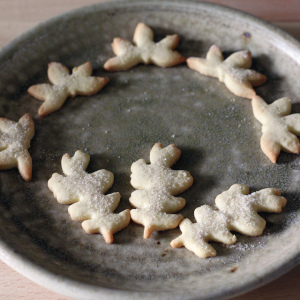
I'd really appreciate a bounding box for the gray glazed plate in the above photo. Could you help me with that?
[0,1,299,299]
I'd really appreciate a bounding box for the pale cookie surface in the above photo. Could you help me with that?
[187,45,266,99]
[130,143,193,239]
[0,113,34,181]
[104,22,186,71]
[28,62,109,117]
[48,150,130,244]
[252,95,300,163]
[171,184,286,258]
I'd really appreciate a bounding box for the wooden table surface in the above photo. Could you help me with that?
[0,1,299,299]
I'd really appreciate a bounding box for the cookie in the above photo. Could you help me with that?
[104,22,186,71]
[171,184,286,258]
[252,95,300,163]
[0,113,34,181]
[187,45,267,99]
[130,143,193,239]
[28,62,109,117]
[48,150,131,244]
[171,205,236,258]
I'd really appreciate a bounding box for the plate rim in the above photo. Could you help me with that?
[0,1,299,299]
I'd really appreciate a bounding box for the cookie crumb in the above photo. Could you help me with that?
[229,266,238,273]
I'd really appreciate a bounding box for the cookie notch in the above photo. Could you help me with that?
[28,62,109,117]
[48,150,130,243]
[104,22,186,71]
[130,143,193,239]
[171,184,286,258]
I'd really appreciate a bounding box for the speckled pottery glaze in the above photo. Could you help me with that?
[0,1,299,299]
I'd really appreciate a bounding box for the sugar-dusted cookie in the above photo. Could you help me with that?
[187,45,266,99]
[252,95,300,163]
[0,114,34,181]
[215,184,286,235]
[28,62,109,117]
[104,23,186,71]
[48,150,130,243]
[130,143,193,239]
[171,184,286,258]
[171,205,236,258]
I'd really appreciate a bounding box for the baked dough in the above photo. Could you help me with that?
[104,23,186,71]
[28,62,109,117]
[48,150,131,243]
[171,184,286,258]
[252,95,300,163]
[0,113,34,181]
[187,45,266,99]
[130,143,193,239]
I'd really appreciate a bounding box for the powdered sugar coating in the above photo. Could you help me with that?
[28,62,109,117]
[215,184,287,235]
[171,184,286,258]
[0,2,299,297]
[104,23,186,71]
[0,113,34,181]
[48,150,130,244]
[130,143,193,239]
[252,95,300,163]
[187,45,266,99]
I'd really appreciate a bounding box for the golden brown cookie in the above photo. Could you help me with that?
[28,62,109,117]
[48,150,130,244]
[252,95,300,163]
[171,184,286,258]
[0,113,34,181]
[104,23,186,71]
[130,143,193,239]
[187,45,266,99]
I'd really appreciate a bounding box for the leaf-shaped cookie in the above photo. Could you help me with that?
[171,184,286,258]
[187,45,266,99]
[28,62,109,117]
[130,143,193,239]
[48,150,130,243]
[0,114,34,181]
[252,95,300,163]
[104,23,186,71]
[171,205,236,258]
[215,184,286,235]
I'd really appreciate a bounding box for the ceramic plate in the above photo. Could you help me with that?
[0,1,299,299]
